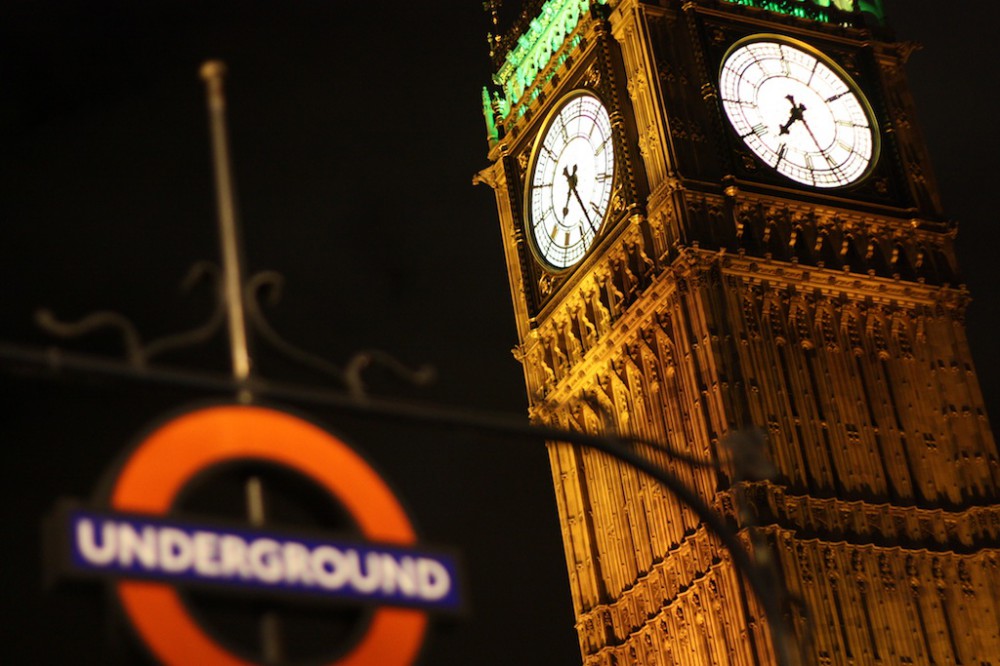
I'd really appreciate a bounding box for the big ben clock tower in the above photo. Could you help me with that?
[477,1,1000,664]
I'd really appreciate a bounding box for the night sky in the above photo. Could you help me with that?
[1,2,997,664]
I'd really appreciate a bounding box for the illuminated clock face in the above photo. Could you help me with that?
[719,38,877,188]
[527,92,615,270]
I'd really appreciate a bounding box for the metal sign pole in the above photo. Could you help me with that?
[199,60,282,664]
[199,60,252,400]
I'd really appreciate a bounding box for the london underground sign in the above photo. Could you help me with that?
[47,404,461,665]
[63,508,458,608]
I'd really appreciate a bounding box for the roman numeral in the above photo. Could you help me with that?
[743,123,768,138]
[775,143,787,166]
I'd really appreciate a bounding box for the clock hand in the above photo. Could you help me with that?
[561,165,578,218]
[569,182,598,234]
[799,117,842,172]
[561,163,598,234]
[778,94,807,135]
[799,116,823,152]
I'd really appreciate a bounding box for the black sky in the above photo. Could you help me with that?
[2,2,998,664]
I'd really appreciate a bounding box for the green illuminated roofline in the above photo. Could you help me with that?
[483,0,605,143]
[721,0,884,24]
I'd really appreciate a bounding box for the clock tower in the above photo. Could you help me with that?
[478,1,1000,663]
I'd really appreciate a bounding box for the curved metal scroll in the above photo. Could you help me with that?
[244,270,436,399]
[35,263,435,400]
[35,262,225,368]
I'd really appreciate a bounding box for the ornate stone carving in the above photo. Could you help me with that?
[539,272,555,298]
[517,150,529,172]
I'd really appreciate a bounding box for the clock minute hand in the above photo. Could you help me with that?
[800,116,822,150]
[799,116,840,172]
[569,182,598,234]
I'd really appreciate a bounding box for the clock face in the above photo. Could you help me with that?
[526,91,615,270]
[719,38,877,188]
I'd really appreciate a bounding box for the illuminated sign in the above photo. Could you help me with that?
[46,404,461,665]
[57,508,459,610]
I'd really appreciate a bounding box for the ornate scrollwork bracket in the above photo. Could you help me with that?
[35,261,225,369]
[35,264,436,400]
[245,270,435,400]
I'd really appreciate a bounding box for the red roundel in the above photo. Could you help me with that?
[109,404,427,665]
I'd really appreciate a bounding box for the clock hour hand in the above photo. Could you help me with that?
[778,94,807,135]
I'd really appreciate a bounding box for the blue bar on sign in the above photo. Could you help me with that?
[65,508,462,614]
